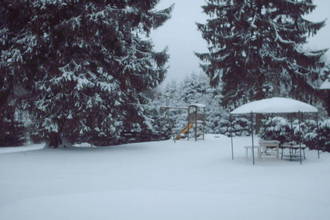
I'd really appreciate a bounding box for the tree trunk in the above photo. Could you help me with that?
[48,132,62,148]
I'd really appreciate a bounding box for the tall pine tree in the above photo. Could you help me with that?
[1,0,172,147]
[197,0,327,109]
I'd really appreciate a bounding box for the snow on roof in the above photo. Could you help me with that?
[320,79,330,90]
[190,103,206,108]
[231,97,318,114]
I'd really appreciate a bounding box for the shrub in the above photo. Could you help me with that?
[259,116,330,152]
[259,117,292,143]
[318,119,330,152]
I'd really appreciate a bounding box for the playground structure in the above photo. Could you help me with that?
[161,104,206,141]
[179,104,206,141]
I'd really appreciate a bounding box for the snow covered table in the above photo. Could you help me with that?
[280,143,306,161]
[245,140,280,159]
[259,140,280,159]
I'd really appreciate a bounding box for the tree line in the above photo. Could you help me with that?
[1,0,329,147]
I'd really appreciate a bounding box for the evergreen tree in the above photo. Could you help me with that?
[143,88,174,140]
[0,105,26,147]
[197,0,327,109]
[150,80,187,135]
[0,0,172,147]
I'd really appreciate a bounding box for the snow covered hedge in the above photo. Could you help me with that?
[319,120,330,151]
[259,117,330,152]
[306,119,330,152]
[259,117,292,143]
[218,116,250,137]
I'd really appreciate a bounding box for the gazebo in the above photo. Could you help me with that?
[229,97,319,165]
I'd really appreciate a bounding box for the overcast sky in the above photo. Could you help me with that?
[151,0,330,83]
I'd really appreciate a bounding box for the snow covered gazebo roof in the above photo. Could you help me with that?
[231,97,318,114]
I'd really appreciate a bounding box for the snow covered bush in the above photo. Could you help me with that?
[288,118,330,152]
[147,109,175,141]
[259,116,319,145]
[317,119,330,152]
[259,116,330,152]
[291,119,316,147]
[259,116,292,143]
[220,116,250,137]
[297,118,330,152]
[232,117,251,136]
[206,113,228,134]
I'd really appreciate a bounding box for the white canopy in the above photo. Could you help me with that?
[320,79,330,90]
[231,97,318,114]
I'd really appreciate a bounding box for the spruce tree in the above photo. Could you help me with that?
[197,0,327,109]
[0,105,26,147]
[1,0,172,147]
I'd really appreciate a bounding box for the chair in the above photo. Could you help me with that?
[259,139,280,159]
[280,142,306,161]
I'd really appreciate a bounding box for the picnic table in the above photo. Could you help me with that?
[245,140,306,161]
[245,139,280,159]
[280,142,306,161]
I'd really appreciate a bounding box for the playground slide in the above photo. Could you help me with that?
[176,123,193,140]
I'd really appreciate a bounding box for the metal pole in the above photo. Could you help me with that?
[298,112,302,164]
[187,107,190,141]
[251,112,255,165]
[230,114,234,160]
[203,107,205,140]
[194,106,198,141]
[316,113,320,159]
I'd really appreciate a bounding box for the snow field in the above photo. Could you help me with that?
[0,135,330,220]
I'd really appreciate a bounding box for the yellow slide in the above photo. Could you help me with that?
[176,123,193,140]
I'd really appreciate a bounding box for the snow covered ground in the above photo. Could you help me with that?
[0,144,44,154]
[1,135,329,220]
